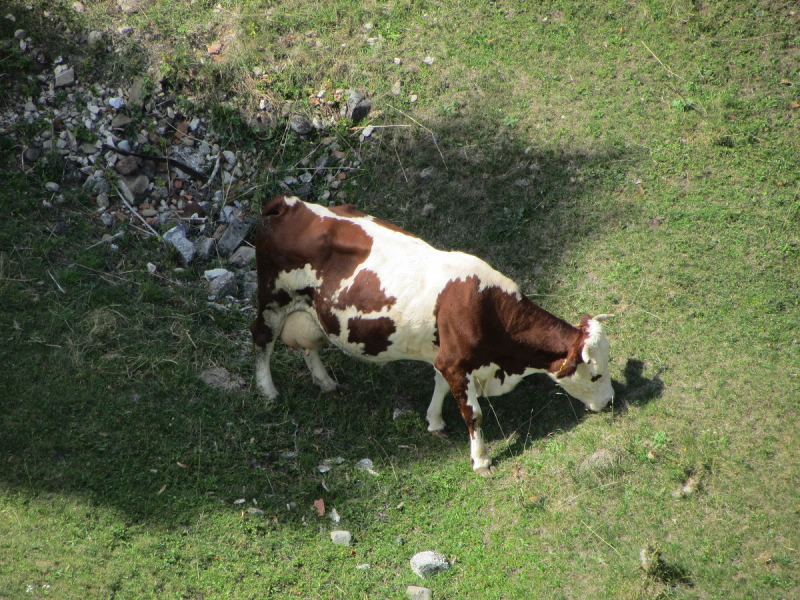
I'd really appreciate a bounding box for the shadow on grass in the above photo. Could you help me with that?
[0,62,646,528]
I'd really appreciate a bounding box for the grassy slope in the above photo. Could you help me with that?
[1,0,799,598]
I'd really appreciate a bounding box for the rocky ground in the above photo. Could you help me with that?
[1,7,376,312]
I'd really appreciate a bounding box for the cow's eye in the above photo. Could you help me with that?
[591,374,602,382]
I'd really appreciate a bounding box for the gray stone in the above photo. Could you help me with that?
[45,182,60,192]
[100,212,114,227]
[128,78,144,109]
[96,192,110,209]
[217,217,253,258]
[14,29,27,40]
[391,80,402,96]
[87,31,103,46]
[330,530,352,546]
[407,586,433,600]
[80,143,98,155]
[222,150,237,166]
[240,270,258,301]
[346,90,372,123]
[203,268,229,281]
[410,551,451,578]
[23,146,40,162]
[87,174,111,198]
[423,56,435,66]
[111,114,133,129]
[120,174,150,201]
[290,114,312,135]
[72,2,85,13]
[229,246,255,269]
[170,236,196,266]
[195,237,216,261]
[200,366,246,393]
[54,67,75,88]
[208,270,237,298]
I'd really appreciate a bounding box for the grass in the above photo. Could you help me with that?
[1,0,799,597]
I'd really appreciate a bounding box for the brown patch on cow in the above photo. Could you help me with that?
[252,196,373,344]
[433,275,582,378]
[334,269,396,313]
[346,316,396,356]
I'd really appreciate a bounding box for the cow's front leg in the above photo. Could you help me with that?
[302,348,338,393]
[437,366,492,476]
[426,369,450,438]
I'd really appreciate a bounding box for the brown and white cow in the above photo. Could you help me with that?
[250,196,614,476]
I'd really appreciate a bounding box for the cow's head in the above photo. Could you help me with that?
[552,314,614,411]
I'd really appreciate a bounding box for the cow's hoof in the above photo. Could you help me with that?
[474,466,495,478]
[429,428,449,439]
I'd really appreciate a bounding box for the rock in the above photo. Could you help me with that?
[164,225,196,266]
[199,366,246,393]
[87,31,103,46]
[391,80,402,96]
[208,270,237,297]
[170,237,196,266]
[96,192,110,209]
[222,150,237,166]
[80,143,98,155]
[420,204,435,217]
[394,57,402,65]
[346,91,372,123]
[290,114,312,135]
[83,173,110,195]
[407,586,433,600]
[45,182,60,192]
[240,270,258,301]
[229,246,255,268]
[23,147,40,162]
[247,507,265,516]
[217,217,253,258]
[120,174,150,201]
[108,97,124,109]
[203,268,230,281]
[195,237,216,261]
[410,551,451,578]
[111,114,133,129]
[423,56,435,65]
[330,530,352,546]
[100,213,114,227]
[72,2,85,13]
[54,67,75,88]
[419,166,435,179]
[128,78,144,109]
[115,155,140,175]
[14,29,27,40]
[117,139,131,153]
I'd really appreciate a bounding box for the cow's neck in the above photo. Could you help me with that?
[497,293,582,371]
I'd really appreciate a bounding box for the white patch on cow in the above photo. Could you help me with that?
[254,342,279,400]
[274,264,321,297]
[469,363,540,397]
[552,317,613,411]
[283,196,299,206]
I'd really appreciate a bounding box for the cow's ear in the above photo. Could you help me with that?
[555,338,584,379]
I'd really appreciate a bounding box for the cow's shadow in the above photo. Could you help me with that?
[483,358,664,467]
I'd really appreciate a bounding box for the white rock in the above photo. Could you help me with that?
[223,150,237,166]
[108,97,124,109]
[423,56,435,65]
[407,586,433,600]
[45,182,60,192]
[330,530,352,546]
[204,268,230,281]
[410,551,451,578]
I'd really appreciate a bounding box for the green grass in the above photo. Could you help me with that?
[2,0,800,597]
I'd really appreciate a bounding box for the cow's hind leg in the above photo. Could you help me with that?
[302,348,338,393]
[437,365,493,476]
[426,369,450,438]
[251,313,280,400]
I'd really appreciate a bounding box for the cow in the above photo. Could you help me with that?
[250,196,614,476]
